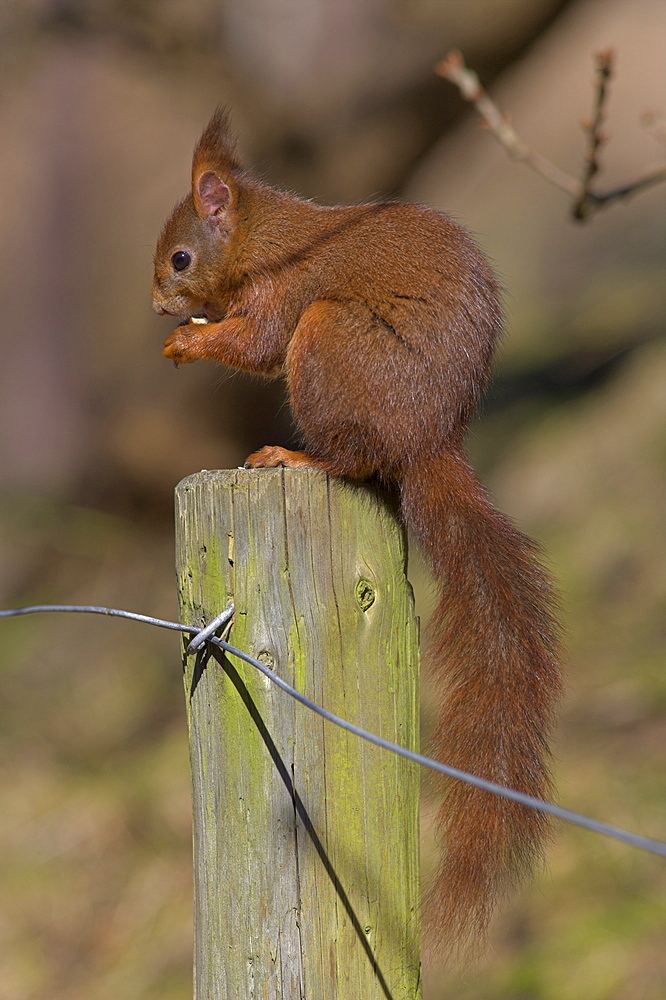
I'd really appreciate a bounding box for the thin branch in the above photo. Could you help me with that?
[435,49,579,197]
[435,48,666,222]
[573,48,614,219]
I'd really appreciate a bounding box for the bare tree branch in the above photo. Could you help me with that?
[573,48,614,219]
[435,49,666,223]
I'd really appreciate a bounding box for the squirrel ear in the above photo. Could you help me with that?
[191,108,241,219]
[193,169,232,218]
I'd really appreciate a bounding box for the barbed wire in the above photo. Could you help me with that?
[1,601,665,859]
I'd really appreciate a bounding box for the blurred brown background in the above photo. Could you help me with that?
[0,1,664,997]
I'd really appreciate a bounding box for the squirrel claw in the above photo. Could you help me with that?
[163,325,199,365]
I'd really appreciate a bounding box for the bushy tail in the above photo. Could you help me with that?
[400,448,562,954]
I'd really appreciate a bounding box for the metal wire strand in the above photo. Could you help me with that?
[1,602,665,859]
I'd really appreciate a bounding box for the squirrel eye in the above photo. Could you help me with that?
[171,250,191,272]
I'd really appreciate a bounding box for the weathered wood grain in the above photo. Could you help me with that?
[175,468,421,999]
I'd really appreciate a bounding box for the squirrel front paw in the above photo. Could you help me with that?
[162,325,200,365]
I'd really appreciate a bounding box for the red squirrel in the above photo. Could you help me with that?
[153,108,562,952]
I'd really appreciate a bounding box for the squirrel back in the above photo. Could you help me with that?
[153,109,563,954]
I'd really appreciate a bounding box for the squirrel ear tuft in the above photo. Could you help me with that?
[192,107,241,192]
[194,169,232,218]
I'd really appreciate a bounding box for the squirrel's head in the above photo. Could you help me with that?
[152,108,245,322]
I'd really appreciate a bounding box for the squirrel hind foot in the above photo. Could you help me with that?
[244,446,323,470]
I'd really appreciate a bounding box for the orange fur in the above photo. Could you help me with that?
[153,109,562,954]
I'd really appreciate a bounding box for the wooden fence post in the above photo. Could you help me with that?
[175,468,421,999]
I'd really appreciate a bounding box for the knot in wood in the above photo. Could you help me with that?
[355,579,376,611]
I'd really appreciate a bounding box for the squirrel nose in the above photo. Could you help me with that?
[152,294,170,315]
[152,286,170,315]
